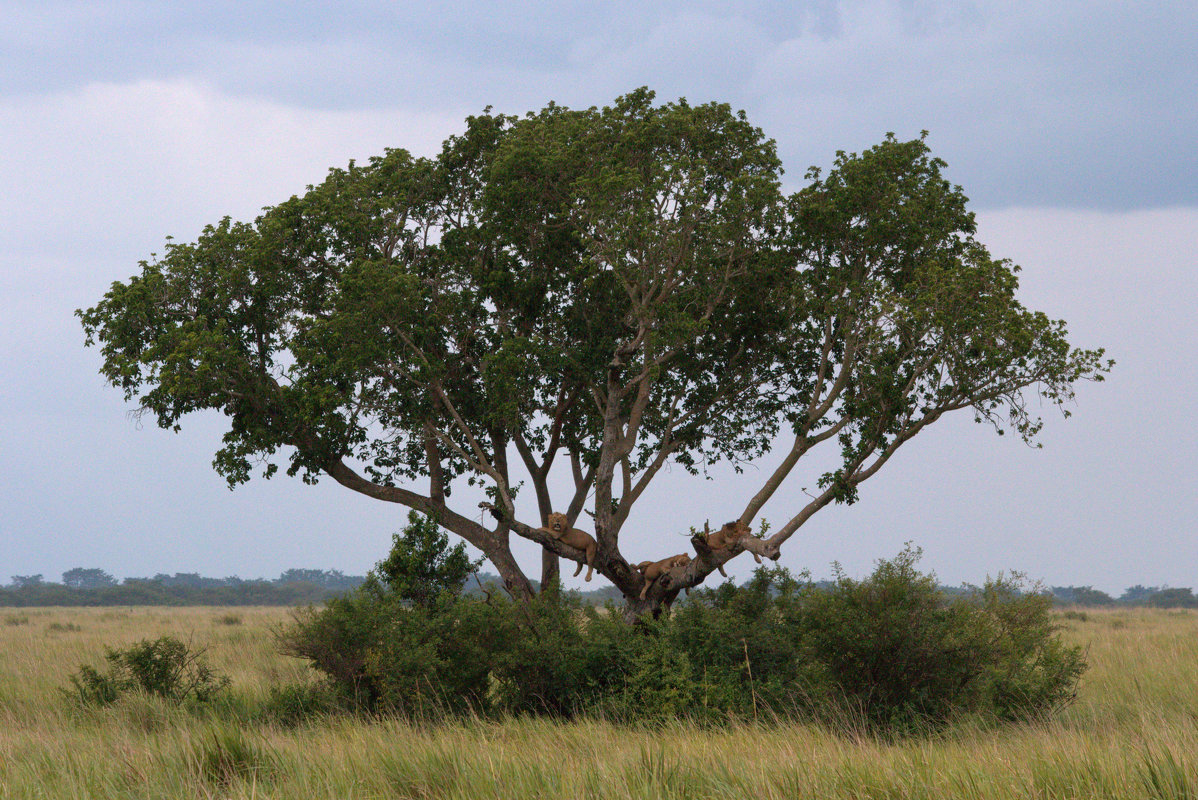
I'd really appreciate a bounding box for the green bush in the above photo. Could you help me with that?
[66,635,230,706]
[279,512,506,715]
[281,540,1085,731]
[792,547,1084,729]
[362,596,507,716]
[975,576,1087,721]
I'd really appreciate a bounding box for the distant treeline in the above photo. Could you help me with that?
[0,568,622,607]
[0,568,367,607]
[3,568,1195,608]
[1049,584,1198,608]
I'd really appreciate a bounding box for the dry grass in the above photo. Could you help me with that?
[1,605,1196,798]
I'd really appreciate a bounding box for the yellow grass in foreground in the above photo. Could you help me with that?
[1,605,1196,799]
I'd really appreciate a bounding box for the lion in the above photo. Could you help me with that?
[702,520,759,576]
[536,512,597,582]
[636,553,691,599]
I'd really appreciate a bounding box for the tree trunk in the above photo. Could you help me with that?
[540,548,560,591]
[619,589,681,623]
[530,474,560,592]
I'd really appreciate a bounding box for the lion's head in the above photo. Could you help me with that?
[547,512,569,536]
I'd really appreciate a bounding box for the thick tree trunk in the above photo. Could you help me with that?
[540,549,560,591]
[620,593,668,623]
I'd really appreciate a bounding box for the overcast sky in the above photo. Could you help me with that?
[1,1,1194,595]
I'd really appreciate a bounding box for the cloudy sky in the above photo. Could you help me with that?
[2,1,1194,594]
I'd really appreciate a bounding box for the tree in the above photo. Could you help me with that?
[62,567,119,589]
[1120,584,1160,604]
[276,568,361,590]
[78,89,1109,616]
[1146,587,1197,609]
[369,511,482,608]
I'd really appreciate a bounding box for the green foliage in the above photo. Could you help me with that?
[279,512,492,714]
[1051,585,1116,606]
[487,593,591,716]
[795,548,1085,729]
[68,664,122,706]
[283,545,1084,731]
[369,511,482,609]
[0,575,366,607]
[46,621,83,632]
[66,635,230,706]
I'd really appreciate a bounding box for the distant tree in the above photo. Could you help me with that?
[1146,587,1197,608]
[79,88,1111,616]
[1074,586,1114,605]
[1120,585,1160,604]
[10,575,44,589]
[319,570,364,590]
[153,573,213,588]
[277,568,327,585]
[276,569,364,590]
[1052,585,1114,606]
[62,568,119,589]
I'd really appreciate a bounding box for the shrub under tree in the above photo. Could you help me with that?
[281,524,1085,730]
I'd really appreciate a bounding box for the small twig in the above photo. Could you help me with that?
[472,574,495,605]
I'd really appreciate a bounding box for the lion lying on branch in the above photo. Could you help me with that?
[534,512,597,582]
[635,553,691,599]
[697,520,763,576]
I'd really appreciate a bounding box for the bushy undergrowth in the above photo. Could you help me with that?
[279,526,1085,731]
[66,635,230,706]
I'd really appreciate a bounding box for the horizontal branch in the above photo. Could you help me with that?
[477,501,603,571]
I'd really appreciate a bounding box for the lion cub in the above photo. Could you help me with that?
[635,553,692,599]
[536,512,597,582]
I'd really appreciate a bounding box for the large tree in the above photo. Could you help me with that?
[79,89,1109,615]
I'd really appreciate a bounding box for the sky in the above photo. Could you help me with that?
[1,1,1195,595]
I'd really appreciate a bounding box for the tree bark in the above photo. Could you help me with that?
[529,473,560,591]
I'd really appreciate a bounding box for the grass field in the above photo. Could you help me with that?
[1,605,1196,799]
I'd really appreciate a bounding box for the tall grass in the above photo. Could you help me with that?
[1,606,1196,798]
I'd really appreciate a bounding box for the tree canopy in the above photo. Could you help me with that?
[79,88,1109,613]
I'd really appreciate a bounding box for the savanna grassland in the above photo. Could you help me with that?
[1,605,1196,799]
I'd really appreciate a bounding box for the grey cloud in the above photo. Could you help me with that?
[3,1,1193,208]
